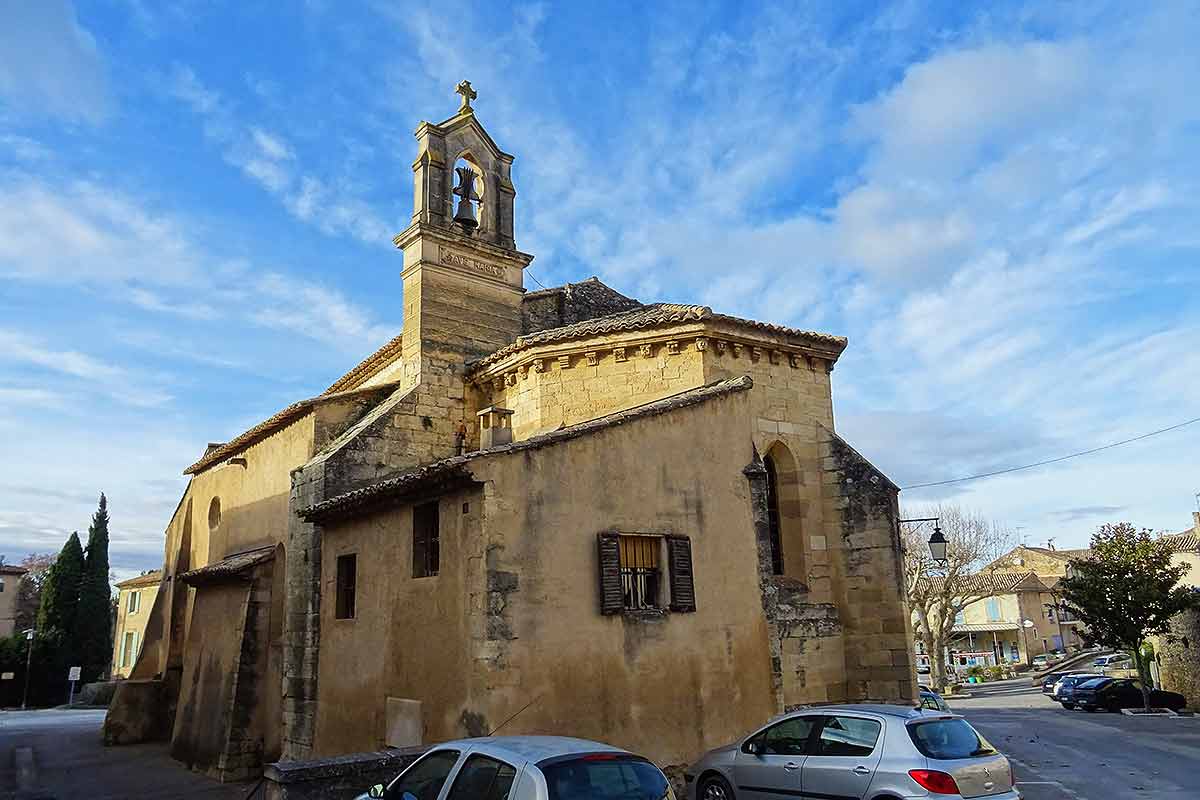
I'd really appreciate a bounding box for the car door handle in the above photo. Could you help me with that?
[852,766,871,775]
[783,762,800,771]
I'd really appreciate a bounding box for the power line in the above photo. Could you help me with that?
[901,415,1200,490]
[525,268,547,289]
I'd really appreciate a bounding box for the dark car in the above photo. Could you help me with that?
[918,688,951,712]
[1057,674,1103,709]
[1040,671,1069,694]
[1075,678,1188,713]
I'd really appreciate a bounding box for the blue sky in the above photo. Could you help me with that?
[2,0,1198,580]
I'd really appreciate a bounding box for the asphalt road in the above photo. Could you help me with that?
[953,678,1200,800]
[0,708,246,800]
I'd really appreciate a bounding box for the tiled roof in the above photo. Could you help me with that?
[924,570,1047,595]
[184,381,399,475]
[0,564,28,575]
[116,570,162,589]
[468,303,846,374]
[1160,531,1200,553]
[178,546,275,586]
[1022,546,1092,561]
[301,375,755,522]
[323,333,405,395]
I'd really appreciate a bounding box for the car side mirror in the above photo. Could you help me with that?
[368,785,385,799]
[745,741,762,756]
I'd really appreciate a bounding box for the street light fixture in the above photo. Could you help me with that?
[899,517,947,567]
[927,525,948,566]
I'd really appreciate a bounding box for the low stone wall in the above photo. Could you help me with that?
[262,747,427,800]
[77,680,118,706]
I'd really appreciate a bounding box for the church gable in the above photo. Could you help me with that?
[521,276,643,334]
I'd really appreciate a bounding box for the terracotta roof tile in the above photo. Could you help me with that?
[301,375,755,522]
[178,546,275,586]
[322,333,404,395]
[184,382,399,475]
[924,571,1047,595]
[116,570,162,589]
[468,304,846,374]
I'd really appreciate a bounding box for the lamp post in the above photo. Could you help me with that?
[20,628,34,710]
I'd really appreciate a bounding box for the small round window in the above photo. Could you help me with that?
[208,497,222,530]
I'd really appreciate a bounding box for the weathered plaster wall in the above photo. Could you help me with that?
[313,390,777,767]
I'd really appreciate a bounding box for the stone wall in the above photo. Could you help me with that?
[1159,607,1200,707]
[821,433,914,705]
[263,747,426,800]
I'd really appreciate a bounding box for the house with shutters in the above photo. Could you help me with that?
[105,83,914,780]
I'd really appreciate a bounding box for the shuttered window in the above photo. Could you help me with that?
[413,501,440,578]
[597,533,696,614]
[666,535,696,612]
[335,554,357,619]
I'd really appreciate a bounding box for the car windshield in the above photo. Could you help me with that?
[1078,678,1109,689]
[542,755,670,800]
[908,719,997,760]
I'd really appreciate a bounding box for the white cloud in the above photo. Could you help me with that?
[0,0,111,124]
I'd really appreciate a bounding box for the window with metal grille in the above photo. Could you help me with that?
[598,532,695,614]
[413,501,440,578]
[619,535,661,610]
[335,553,357,619]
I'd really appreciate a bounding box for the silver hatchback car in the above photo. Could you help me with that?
[685,704,1017,800]
[357,735,673,800]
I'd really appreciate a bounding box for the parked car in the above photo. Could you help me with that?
[1074,678,1188,713]
[1040,672,1070,694]
[918,688,952,712]
[357,736,672,800]
[1055,674,1104,709]
[686,704,1018,800]
[1092,653,1133,672]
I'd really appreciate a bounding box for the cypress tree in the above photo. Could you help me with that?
[37,532,85,676]
[77,493,115,681]
[36,533,84,638]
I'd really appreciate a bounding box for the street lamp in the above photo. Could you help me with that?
[927,525,948,566]
[899,517,947,567]
[21,628,34,710]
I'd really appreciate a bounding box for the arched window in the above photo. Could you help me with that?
[763,455,785,575]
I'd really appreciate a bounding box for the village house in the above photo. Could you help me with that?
[105,84,915,781]
[111,570,162,679]
[0,563,28,638]
[1156,512,1200,706]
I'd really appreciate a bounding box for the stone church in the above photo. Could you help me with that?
[106,83,915,780]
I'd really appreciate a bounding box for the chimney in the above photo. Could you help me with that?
[477,406,514,449]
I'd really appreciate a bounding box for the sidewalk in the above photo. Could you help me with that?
[0,708,248,799]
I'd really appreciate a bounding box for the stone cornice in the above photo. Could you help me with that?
[393,222,534,269]
[469,320,842,386]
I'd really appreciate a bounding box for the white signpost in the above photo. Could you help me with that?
[1,672,13,681]
[68,666,82,705]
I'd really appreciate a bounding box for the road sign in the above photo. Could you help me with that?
[68,666,82,682]
[1,672,13,680]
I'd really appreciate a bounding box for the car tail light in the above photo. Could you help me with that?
[908,769,960,794]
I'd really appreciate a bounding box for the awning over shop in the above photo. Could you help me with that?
[952,622,1020,633]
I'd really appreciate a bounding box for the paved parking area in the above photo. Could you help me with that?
[954,678,1200,799]
[0,708,248,800]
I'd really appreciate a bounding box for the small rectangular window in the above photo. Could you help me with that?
[413,502,440,578]
[335,554,357,619]
[128,590,140,614]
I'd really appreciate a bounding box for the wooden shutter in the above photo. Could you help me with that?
[667,535,696,612]
[597,533,623,615]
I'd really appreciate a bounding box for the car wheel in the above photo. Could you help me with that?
[701,775,735,800]
[1083,706,1095,713]
[1107,703,1122,713]
[1062,702,1074,710]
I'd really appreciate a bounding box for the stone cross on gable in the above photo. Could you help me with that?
[455,80,477,113]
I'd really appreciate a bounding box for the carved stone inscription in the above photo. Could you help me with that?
[442,249,506,279]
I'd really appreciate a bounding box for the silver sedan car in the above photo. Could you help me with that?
[357,735,673,800]
[685,704,1017,800]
